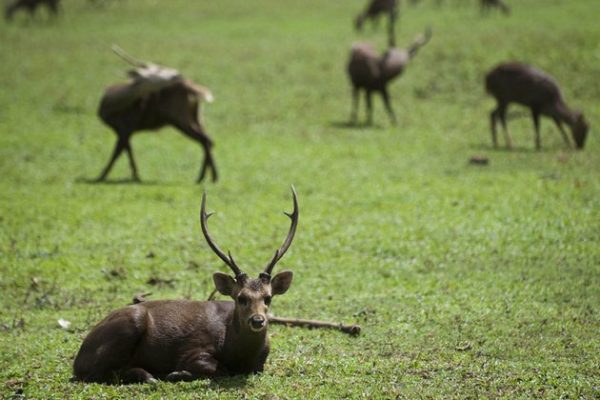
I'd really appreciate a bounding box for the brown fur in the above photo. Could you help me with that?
[355,0,398,32]
[73,273,292,383]
[485,62,589,150]
[480,0,510,15]
[95,79,218,183]
[4,0,59,20]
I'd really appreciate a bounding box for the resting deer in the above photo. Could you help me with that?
[485,62,589,150]
[95,48,217,183]
[354,0,399,45]
[347,28,432,125]
[4,0,59,20]
[72,188,299,383]
[480,0,510,15]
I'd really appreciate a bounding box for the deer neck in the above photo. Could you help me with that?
[552,100,578,129]
[227,309,268,348]
[381,48,408,81]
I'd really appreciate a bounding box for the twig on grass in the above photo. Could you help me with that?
[268,316,361,336]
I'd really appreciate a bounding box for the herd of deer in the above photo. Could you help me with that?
[4,0,590,385]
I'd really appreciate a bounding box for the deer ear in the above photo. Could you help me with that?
[271,270,293,295]
[213,272,236,296]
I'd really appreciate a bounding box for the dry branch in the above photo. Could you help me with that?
[268,316,361,336]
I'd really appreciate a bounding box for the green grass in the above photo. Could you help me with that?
[1,0,599,398]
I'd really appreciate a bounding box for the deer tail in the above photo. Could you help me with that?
[184,80,214,103]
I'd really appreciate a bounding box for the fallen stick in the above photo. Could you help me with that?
[268,316,361,336]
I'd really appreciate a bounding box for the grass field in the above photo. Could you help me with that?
[1,0,599,398]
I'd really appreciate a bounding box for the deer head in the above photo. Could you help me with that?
[200,187,298,332]
[572,112,589,149]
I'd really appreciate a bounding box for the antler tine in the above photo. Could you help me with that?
[263,186,299,277]
[200,193,245,279]
[111,44,147,68]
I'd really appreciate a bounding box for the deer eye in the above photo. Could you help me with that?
[264,296,272,306]
[237,295,249,306]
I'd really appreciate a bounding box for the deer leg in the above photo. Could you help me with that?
[197,146,218,183]
[72,308,149,383]
[365,90,373,126]
[380,88,396,125]
[350,86,359,125]
[253,347,270,374]
[166,352,221,381]
[531,109,541,150]
[120,367,157,384]
[498,104,512,149]
[178,124,218,183]
[490,108,499,148]
[123,140,141,182]
[95,136,128,182]
[48,2,59,16]
[553,117,572,148]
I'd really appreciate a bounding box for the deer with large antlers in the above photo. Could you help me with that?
[95,47,217,183]
[72,188,299,383]
[347,28,432,125]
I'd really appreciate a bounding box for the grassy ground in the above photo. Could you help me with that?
[1,0,599,398]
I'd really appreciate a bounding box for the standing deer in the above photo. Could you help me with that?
[347,28,432,125]
[480,0,510,15]
[96,79,217,183]
[485,62,589,150]
[4,0,60,20]
[72,188,299,383]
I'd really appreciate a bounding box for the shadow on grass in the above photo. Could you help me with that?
[469,143,545,154]
[208,375,250,390]
[75,177,161,186]
[328,120,385,130]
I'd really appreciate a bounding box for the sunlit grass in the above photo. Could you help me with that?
[0,0,599,398]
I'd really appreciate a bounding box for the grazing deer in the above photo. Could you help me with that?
[485,62,589,150]
[4,0,60,20]
[347,28,432,125]
[354,0,399,45]
[480,0,510,15]
[96,79,218,183]
[72,188,299,383]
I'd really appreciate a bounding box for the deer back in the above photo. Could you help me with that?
[98,81,200,133]
[348,43,383,87]
[485,62,563,110]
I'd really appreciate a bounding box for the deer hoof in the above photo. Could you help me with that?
[165,370,194,382]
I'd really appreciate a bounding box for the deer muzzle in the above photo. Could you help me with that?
[249,315,267,331]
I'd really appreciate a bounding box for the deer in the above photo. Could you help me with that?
[347,27,432,126]
[4,0,60,20]
[95,47,217,183]
[480,0,510,15]
[485,62,589,150]
[72,188,299,384]
[354,0,399,45]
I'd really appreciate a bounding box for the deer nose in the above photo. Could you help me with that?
[249,315,266,330]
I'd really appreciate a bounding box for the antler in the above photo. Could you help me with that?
[261,186,299,280]
[408,27,432,58]
[200,193,247,282]
[111,45,147,68]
